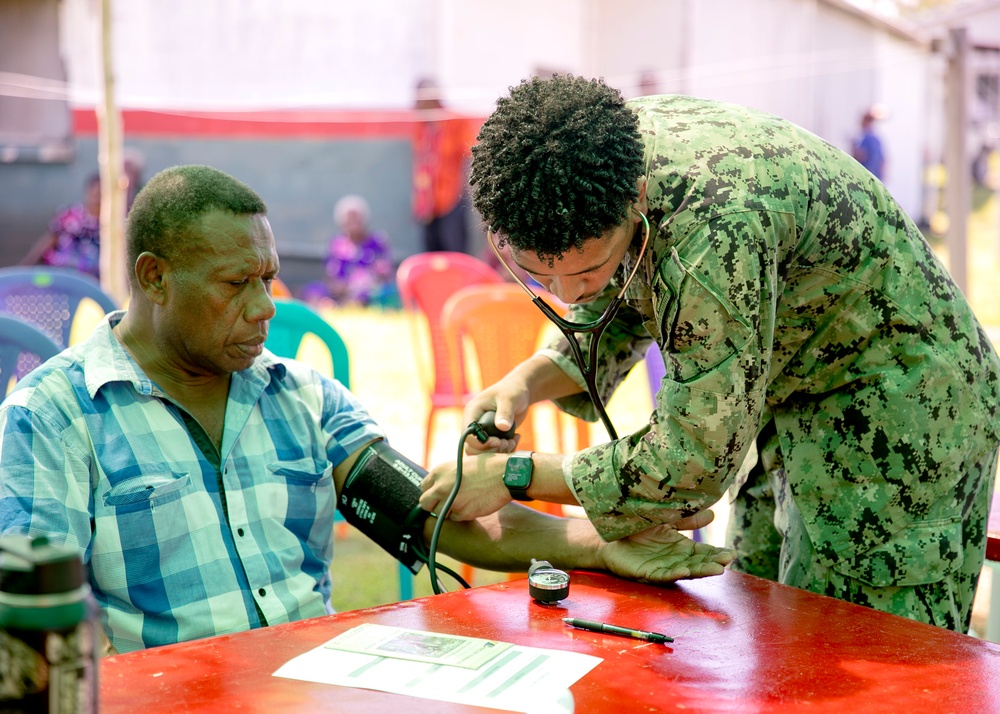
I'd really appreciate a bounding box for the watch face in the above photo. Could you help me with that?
[504,457,532,488]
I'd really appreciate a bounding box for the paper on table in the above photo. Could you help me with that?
[274,625,601,713]
[324,623,512,669]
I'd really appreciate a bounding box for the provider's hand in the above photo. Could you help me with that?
[462,378,531,455]
[420,453,511,521]
[597,525,736,583]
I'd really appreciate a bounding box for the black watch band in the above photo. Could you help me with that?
[503,450,534,501]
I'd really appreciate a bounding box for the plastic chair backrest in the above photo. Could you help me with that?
[396,252,503,402]
[264,299,350,389]
[0,267,118,348]
[442,284,574,453]
[442,284,571,575]
[0,314,62,396]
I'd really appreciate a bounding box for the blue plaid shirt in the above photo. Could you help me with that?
[0,312,382,653]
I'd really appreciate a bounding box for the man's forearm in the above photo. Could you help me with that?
[427,504,603,573]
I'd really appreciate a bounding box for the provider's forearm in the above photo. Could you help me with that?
[428,504,602,573]
[514,354,583,403]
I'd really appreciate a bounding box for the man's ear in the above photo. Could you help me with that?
[134,251,169,305]
[632,176,648,217]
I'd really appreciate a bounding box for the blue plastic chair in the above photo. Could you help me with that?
[0,314,62,396]
[264,298,415,601]
[0,267,118,348]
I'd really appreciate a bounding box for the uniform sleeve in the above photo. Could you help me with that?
[0,403,95,557]
[566,210,779,540]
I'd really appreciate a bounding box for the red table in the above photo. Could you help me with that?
[100,570,1000,713]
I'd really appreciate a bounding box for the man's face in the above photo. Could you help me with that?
[161,209,278,376]
[508,215,636,305]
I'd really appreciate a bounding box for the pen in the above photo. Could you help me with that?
[562,617,673,644]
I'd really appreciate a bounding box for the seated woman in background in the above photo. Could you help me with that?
[302,195,396,308]
[21,172,102,280]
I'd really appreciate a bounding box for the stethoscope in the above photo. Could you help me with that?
[487,209,651,441]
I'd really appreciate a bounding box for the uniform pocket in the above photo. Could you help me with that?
[832,518,963,587]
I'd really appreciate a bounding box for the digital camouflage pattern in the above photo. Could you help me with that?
[540,95,1000,628]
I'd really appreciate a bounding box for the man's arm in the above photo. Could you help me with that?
[334,442,733,584]
[427,503,734,583]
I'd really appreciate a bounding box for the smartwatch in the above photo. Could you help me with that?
[503,451,534,501]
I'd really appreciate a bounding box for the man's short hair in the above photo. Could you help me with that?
[470,74,644,260]
[125,165,267,275]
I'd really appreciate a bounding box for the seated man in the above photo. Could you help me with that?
[0,165,733,654]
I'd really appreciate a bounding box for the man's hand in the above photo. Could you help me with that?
[597,525,736,583]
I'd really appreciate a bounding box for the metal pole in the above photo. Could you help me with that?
[944,27,970,294]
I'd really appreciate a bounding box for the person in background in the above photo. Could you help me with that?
[325,195,394,306]
[411,77,478,254]
[852,108,886,181]
[21,172,102,280]
[0,164,734,654]
[419,74,1000,633]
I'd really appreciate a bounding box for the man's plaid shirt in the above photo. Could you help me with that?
[0,312,382,653]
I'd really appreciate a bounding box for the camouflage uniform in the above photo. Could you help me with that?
[542,95,1000,630]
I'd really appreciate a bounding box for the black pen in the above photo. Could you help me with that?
[562,617,673,644]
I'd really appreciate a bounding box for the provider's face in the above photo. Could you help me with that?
[508,216,636,305]
[165,209,278,375]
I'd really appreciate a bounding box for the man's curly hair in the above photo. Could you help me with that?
[470,74,644,259]
[126,164,267,278]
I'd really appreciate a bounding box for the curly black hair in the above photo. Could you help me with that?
[470,75,644,259]
[126,164,267,276]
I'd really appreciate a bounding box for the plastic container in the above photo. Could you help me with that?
[0,534,98,713]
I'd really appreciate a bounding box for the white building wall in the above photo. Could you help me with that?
[55,0,928,214]
[60,0,436,109]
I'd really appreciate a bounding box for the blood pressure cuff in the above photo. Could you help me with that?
[338,440,429,574]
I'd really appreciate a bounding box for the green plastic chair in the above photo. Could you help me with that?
[264,298,414,601]
[265,299,351,388]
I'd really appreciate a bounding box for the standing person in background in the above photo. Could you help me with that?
[411,77,478,254]
[20,172,102,280]
[852,108,886,181]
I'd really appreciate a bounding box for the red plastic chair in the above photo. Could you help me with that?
[395,252,504,465]
[441,283,591,462]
